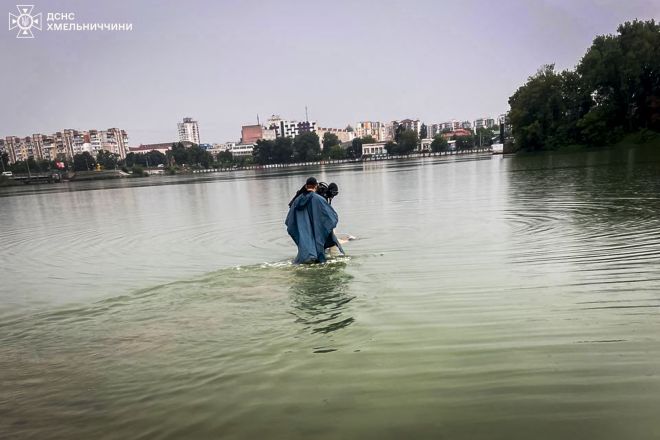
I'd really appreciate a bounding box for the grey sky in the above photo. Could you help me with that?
[1,0,658,145]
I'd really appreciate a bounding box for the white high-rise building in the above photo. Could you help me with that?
[178,117,200,144]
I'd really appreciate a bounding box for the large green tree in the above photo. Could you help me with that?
[253,139,275,165]
[26,156,38,172]
[164,143,212,167]
[253,137,294,164]
[8,160,27,174]
[322,132,340,150]
[384,141,398,155]
[126,150,167,167]
[430,135,448,152]
[509,20,660,150]
[508,64,566,150]
[73,152,96,171]
[1,152,9,171]
[144,150,167,167]
[322,132,340,159]
[397,129,418,154]
[96,149,119,170]
[124,152,138,167]
[187,145,213,168]
[348,138,363,159]
[216,151,233,166]
[455,136,474,150]
[292,132,321,162]
[272,137,294,163]
[167,142,188,165]
[37,159,51,172]
[579,20,660,133]
[327,145,346,159]
[361,135,376,144]
[475,127,496,147]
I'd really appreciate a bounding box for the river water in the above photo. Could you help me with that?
[1,148,660,439]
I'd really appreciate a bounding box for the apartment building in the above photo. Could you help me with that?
[354,121,387,141]
[316,127,355,144]
[2,128,130,163]
[178,117,201,144]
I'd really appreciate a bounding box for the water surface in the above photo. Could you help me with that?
[1,148,660,439]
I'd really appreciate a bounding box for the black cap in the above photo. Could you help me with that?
[305,177,318,186]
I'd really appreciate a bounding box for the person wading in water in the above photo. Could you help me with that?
[285,177,344,264]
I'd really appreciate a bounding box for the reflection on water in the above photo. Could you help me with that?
[289,260,355,347]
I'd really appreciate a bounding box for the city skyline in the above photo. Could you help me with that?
[0,114,499,163]
[1,0,658,145]
[0,113,501,141]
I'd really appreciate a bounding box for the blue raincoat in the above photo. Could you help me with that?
[285,191,344,264]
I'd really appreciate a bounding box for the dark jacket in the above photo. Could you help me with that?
[285,191,344,264]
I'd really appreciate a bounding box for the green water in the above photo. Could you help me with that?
[1,148,660,439]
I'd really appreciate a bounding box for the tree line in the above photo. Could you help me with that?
[251,125,497,165]
[253,132,319,165]
[386,125,497,155]
[509,20,660,151]
[1,150,124,174]
[2,142,232,175]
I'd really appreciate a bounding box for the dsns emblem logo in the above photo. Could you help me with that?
[9,5,42,38]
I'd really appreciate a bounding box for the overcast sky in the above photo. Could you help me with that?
[1,0,658,145]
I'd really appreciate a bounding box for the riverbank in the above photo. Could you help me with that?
[69,170,130,181]
[517,130,660,154]
[613,130,660,149]
[577,131,659,151]
[1,149,492,186]
[2,170,130,185]
[190,147,493,174]
[0,176,22,187]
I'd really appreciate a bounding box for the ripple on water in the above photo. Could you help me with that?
[502,188,660,277]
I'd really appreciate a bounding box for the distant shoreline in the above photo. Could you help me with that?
[1,148,495,185]
[190,147,494,174]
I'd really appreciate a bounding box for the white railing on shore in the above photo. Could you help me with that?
[189,148,492,174]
